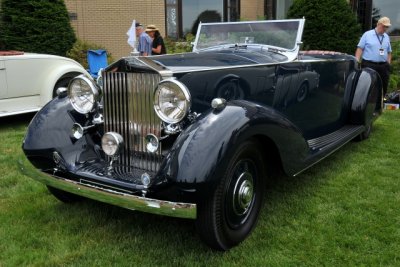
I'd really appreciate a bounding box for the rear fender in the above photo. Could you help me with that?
[350,67,383,125]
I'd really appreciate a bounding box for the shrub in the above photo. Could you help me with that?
[165,33,195,54]
[389,39,400,92]
[66,39,114,69]
[287,0,361,54]
[0,0,76,56]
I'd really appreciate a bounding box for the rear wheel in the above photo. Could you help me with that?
[196,140,266,250]
[217,79,244,101]
[47,186,83,203]
[355,123,372,141]
[296,82,308,102]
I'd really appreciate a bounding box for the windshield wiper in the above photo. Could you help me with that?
[229,44,248,49]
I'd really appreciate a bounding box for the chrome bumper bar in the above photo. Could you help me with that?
[18,158,197,219]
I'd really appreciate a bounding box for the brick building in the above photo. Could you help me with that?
[64,0,167,59]
[64,0,399,59]
[64,0,265,59]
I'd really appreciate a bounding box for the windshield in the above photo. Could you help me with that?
[193,19,304,52]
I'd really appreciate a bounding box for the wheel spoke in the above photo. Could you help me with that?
[226,159,256,228]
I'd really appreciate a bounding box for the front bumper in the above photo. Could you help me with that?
[18,157,197,219]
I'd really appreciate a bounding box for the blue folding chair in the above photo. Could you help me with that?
[87,49,108,79]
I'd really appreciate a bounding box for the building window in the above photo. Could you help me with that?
[166,0,179,39]
[68,12,78,20]
[372,0,399,35]
[352,0,372,32]
[165,0,239,39]
[264,0,276,19]
[228,0,240,21]
[264,0,293,20]
[182,0,223,36]
[352,0,399,35]
[275,0,293,20]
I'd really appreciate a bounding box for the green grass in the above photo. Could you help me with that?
[1,111,399,266]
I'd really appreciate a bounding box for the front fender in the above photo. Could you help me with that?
[39,60,90,105]
[350,67,382,125]
[23,96,93,171]
[159,100,308,189]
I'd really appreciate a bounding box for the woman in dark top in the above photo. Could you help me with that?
[145,25,167,55]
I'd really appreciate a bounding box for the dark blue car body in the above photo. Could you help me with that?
[21,19,382,250]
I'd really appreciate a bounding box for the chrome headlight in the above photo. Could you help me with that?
[154,79,191,124]
[68,75,99,114]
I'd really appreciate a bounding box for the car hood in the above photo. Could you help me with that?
[0,51,71,61]
[106,49,287,74]
[153,50,284,67]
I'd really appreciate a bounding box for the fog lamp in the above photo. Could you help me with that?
[145,134,159,153]
[101,132,124,156]
[70,123,84,140]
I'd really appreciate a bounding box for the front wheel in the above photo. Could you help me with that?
[196,140,266,250]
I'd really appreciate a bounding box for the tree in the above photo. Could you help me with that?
[0,0,76,56]
[191,10,222,36]
[287,0,361,54]
[389,40,400,91]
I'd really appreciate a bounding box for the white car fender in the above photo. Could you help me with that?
[39,58,90,106]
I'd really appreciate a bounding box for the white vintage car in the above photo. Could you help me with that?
[0,51,89,117]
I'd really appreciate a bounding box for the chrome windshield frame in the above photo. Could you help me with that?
[192,19,305,62]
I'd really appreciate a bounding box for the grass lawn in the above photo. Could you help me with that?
[0,111,399,266]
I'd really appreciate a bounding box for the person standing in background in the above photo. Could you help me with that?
[355,17,392,96]
[145,25,167,55]
[136,22,152,56]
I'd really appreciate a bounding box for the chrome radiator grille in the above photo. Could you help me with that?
[103,72,162,173]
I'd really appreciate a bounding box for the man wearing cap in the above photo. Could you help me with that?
[355,17,392,95]
[136,22,152,56]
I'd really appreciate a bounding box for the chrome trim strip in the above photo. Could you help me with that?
[134,57,173,79]
[18,158,197,219]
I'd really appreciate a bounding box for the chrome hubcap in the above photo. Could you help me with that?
[232,171,254,216]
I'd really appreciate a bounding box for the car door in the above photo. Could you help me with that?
[5,56,42,99]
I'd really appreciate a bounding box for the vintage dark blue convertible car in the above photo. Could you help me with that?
[20,19,382,250]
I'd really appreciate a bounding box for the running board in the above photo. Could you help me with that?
[292,125,366,176]
[307,125,365,151]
